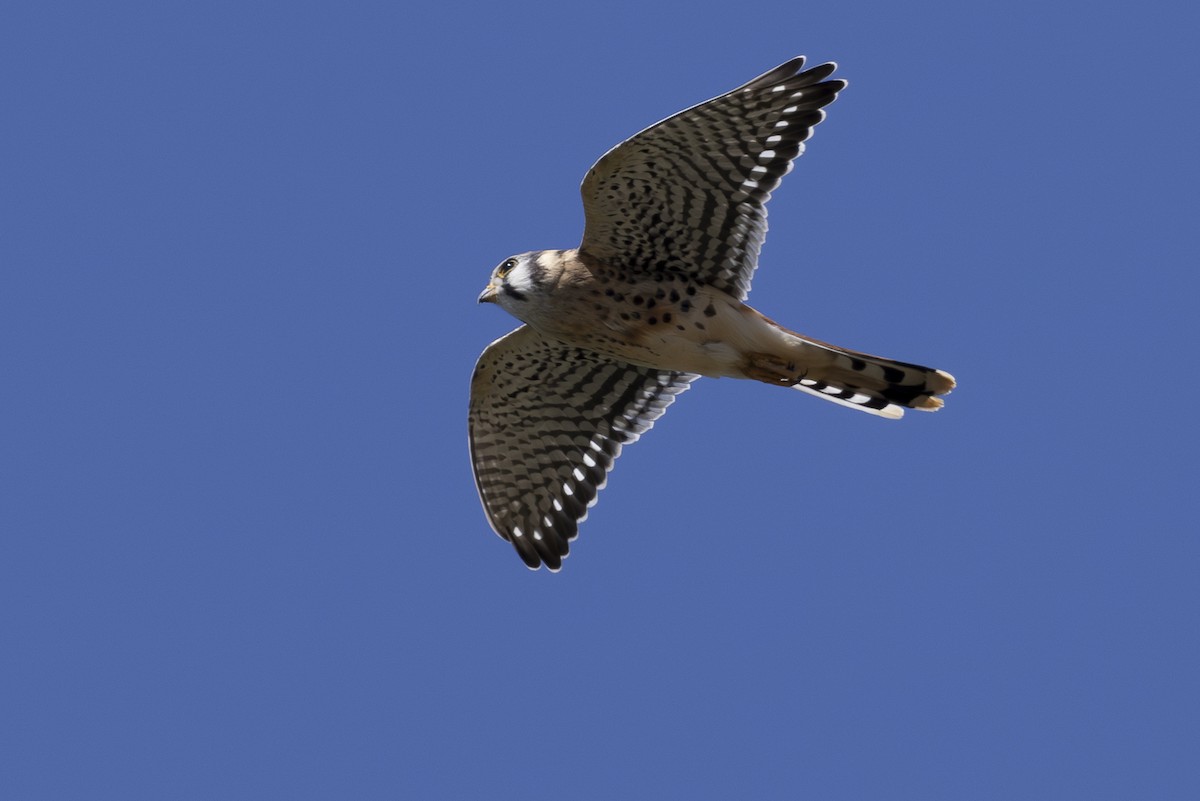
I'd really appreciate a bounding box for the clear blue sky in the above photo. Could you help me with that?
[3,1,1196,798]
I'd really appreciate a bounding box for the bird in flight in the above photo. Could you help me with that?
[470,57,955,570]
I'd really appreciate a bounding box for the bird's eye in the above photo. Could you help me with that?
[497,258,518,278]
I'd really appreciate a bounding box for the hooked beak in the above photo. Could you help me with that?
[478,282,498,304]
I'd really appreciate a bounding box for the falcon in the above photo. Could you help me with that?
[470,57,955,570]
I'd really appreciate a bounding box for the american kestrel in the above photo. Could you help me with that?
[470,57,955,570]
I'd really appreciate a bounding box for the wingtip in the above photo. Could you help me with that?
[800,61,841,85]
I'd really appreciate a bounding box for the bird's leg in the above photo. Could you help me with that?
[742,352,803,386]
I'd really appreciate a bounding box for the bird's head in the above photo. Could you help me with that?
[478,251,565,318]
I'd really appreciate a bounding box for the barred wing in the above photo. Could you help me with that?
[468,326,697,570]
[579,57,846,300]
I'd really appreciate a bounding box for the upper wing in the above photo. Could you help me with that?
[468,326,697,570]
[579,57,846,300]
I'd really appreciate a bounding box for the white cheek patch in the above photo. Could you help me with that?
[507,269,533,295]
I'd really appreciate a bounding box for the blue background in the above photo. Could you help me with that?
[3,1,1196,798]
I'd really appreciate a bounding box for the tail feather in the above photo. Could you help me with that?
[777,335,955,419]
